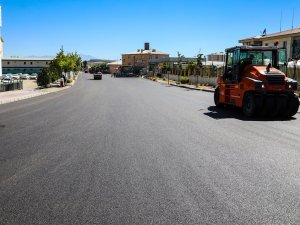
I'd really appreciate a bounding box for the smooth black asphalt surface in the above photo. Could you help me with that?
[0,73,299,225]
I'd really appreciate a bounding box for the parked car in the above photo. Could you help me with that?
[20,73,30,79]
[29,73,38,80]
[2,75,14,84]
[94,72,102,80]
[11,74,20,80]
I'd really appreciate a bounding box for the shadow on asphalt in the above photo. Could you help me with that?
[204,106,297,121]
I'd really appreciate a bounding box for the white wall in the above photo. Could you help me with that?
[162,74,217,86]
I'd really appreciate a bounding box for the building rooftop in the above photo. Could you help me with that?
[3,57,53,61]
[107,60,122,65]
[123,49,168,55]
[208,52,225,55]
[149,57,198,63]
[239,27,300,42]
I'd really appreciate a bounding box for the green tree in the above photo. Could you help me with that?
[99,63,108,72]
[42,49,82,87]
[60,55,75,75]
[37,68,51,87]
[177,51,185,70]
[48,48,65,82]
[82,60,88,70]
[187,61,196,70]
[197,53,203,68]
[69,52,82,73]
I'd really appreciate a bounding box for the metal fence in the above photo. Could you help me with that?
[161,65,300,89]
[286,67,300,83]
[0,80,23,92]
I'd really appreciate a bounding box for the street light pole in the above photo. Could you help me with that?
[204,56,207,76]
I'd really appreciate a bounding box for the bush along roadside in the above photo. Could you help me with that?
[66,78,73,83]
[37,68,51,87]
[180,76,189,84]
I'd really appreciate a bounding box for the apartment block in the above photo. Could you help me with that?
[122,43,169,67]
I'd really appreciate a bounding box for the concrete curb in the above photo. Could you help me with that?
[151,78,215,93]
[0,84,72,105]
[169,83,215,93]
[0,92,48,105]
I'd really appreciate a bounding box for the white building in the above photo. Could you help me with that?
[239,27,300,60]
[2,58,52,74]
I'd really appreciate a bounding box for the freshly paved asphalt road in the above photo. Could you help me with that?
[0,73,299,225]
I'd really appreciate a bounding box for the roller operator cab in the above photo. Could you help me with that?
[214,46,299,117]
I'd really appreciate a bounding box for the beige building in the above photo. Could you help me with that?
[239,27,300,60]
[207,52,225,62]
[107,60,122,74]
[122,43,169,67]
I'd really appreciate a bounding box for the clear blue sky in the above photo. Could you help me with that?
[2,0,299,59]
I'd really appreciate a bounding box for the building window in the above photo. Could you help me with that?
[46,62,48,65]
[265,43,269,46]
[283,41,287,49]
[7,62,10,65]
[30,62,33,65]
[253,41,262,46]
[292,38,300,58]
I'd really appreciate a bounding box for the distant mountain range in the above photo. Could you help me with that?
[5,54,115,62]
[25,54,98,61]
[79,54,98,61]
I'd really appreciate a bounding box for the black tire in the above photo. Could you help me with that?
[284,94,299,118]
[243,92,256,117]
[214,87,222,107]
[261,95,276,117]
[276,95,288,117]
[253,94,263,116]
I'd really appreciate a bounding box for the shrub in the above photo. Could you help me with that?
[37,68,51,87]
[180,76,189,84]
[66,78,73,83]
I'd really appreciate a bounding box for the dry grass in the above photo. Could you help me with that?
[23,80,38,90]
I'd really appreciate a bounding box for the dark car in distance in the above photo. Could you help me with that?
[94,72,102,80]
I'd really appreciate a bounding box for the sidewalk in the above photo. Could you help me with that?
[0,80,75,105]
[154,78,300,96]
[154,77,215,92]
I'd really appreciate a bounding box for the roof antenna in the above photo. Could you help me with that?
[292,8,294,29]
[280,10,282,32]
